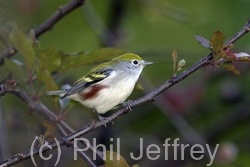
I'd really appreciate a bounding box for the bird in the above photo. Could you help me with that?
[47,53,153,126]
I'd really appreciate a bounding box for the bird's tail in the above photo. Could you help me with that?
[47,90,67,96]
[47,84,72,98]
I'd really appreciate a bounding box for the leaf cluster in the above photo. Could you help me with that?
[195,31,250,74]
[4,23,125,94]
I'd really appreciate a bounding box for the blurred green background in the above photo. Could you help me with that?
[0,0,250,166]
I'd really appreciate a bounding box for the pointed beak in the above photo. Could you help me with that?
[143,61,154,66]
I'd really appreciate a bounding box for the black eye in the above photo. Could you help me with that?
[132,60,139,65]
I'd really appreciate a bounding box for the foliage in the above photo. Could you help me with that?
[195,31,250,74]
[5,23,125,94]
[172,49,186,77]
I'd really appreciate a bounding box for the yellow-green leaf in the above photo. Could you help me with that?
[210,31,225,53]
[9,23,35,70]
[214,50,227,62]
[104,151,130,167]
[37,69,58,91]
[220,64,240,75]
[36,47,62,73]
[43,120,56,137]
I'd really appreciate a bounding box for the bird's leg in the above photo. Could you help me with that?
[94,109,108,127]
[122,100,133,113]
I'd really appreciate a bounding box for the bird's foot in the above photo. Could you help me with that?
[97,114,109,127]
[122,100,133,113]
[94,109,108,127]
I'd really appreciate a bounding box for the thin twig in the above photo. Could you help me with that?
[81,2,112,46]
[139,75,207,145]
[58,121,103,159]
[0,0,86,65]
[56,123,97,167]
[1,18,250,167]
[139,75,214,158]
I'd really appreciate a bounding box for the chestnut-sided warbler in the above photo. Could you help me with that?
[47,53,153,125]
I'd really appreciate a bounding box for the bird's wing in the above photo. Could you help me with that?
[61,67,113,99]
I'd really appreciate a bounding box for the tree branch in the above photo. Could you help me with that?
[8,90,97,167]
[0,0,86,65]
[139,75,208,144]
[56,123,97,167]
[5,89,101,167]
[1,18,250,167]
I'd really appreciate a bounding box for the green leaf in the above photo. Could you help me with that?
[36,47,125,88]
[9,23,35,70]
[36,47,62,73]
[210,31,225,53]
[104,151,130,167]
[37,69,58,91]
[217,63,240,75]
[4,58,27,84]
[59,47,125,76]
[43,120,56,137]
[223,64,240,75]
